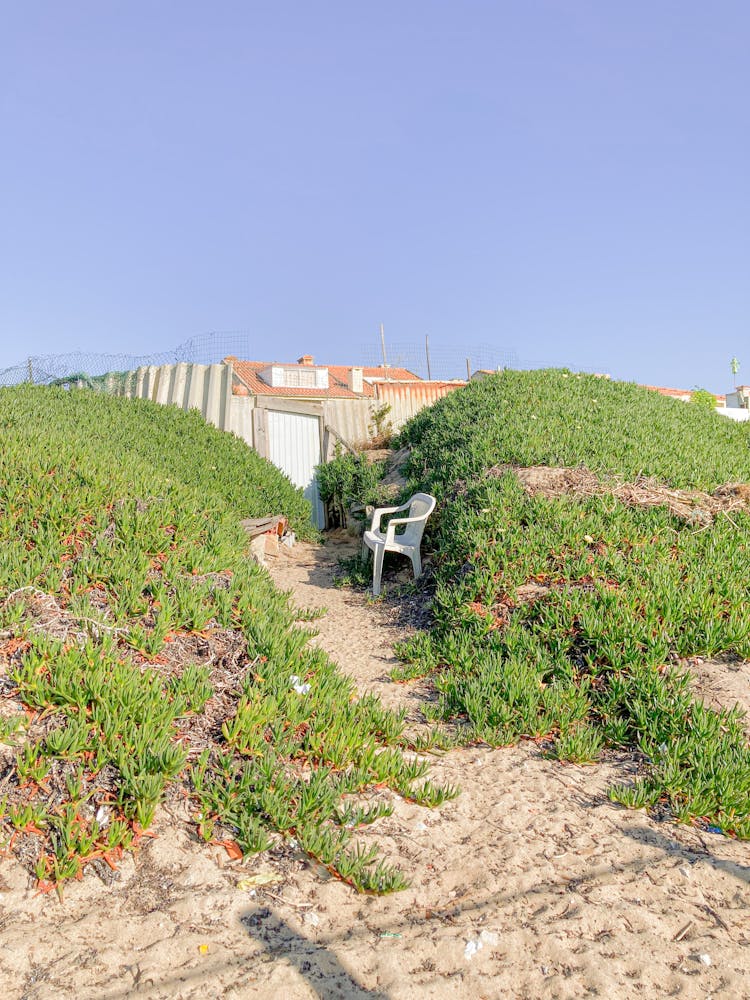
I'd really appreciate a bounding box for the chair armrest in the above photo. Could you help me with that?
[384,514,428,544]
[370,502,411,534]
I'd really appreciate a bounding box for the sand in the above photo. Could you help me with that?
[2,539,749,999]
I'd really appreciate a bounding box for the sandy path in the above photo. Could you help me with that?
[270,539,431,720]
[2,539,750,999]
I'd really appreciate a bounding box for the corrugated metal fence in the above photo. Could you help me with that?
[374,381,463,429]
[110,362,465,447]
[105,361,466,527]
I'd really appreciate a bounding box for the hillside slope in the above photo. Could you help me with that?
[397,370,750,838]
[403,368,750,492]
[0,387,449,894]
[1,384,315,536]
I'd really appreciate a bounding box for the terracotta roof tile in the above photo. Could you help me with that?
[227,358,420,399]
[228,360,359,398]
[640,385,724,404]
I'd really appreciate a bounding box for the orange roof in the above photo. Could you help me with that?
[228,359,360,398]
[360,365,421,381]
[641,384,692,400]
[227,358,420,399]
[640,385,725,404]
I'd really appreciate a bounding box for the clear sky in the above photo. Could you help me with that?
[1,2,748,390]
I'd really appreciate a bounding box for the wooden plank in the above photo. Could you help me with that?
[241,515,287,538]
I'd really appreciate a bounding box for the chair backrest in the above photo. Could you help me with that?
[400,492,436,545]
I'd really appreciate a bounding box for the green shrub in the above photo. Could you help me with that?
[691,387,719,411]
[317,450,388,526]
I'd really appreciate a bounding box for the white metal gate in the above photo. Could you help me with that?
[266,409,325,529]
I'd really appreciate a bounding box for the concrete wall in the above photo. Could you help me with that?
[116,362,235,432]
[229,394,255,444]
[322,398,375,454]
[322,383,467,456]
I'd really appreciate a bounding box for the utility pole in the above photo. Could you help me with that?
[380,323,388,369]
[27,358,33,384]
[466,357,471,381]
[425,334,432,380]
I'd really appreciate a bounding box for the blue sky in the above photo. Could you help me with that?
[1,2,748,390]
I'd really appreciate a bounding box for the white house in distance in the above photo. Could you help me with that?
[714,385,750,421]
[724,385,750,409]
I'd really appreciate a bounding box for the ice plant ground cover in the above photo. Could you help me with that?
[0,386,454,895]
[396,370,750,838]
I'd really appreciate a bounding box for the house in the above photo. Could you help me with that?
[724,385,750,409]
[226,354,420,400]
[224,355,465,528]
[115,353,466,529]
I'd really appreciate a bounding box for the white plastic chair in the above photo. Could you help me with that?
[362,492,436,596]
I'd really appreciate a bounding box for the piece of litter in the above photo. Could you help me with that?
[220,840,243,860]
[304,911,320,927]
[414,821,428,832]
[479,930,499,947]
[380,932,402,939]
[95,806,110,828]
[238,872,283,889]
[198,944,209,955]
[464,938,483,960]
[289,675,311,695]
[699,953,712,967]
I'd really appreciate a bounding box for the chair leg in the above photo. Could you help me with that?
[410,548,422,580]
[372,544,385,596]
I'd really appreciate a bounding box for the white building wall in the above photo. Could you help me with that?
[716,406,750,422]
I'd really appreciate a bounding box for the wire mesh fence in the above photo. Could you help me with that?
[355,341,520,381]
[0,332,525,390]
[0,333,258,389]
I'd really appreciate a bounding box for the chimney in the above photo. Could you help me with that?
[297,354,314,367]
[348,367,364,394]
